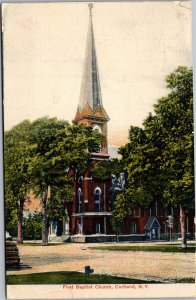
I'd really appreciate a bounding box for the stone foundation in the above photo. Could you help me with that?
[70,234,146,243]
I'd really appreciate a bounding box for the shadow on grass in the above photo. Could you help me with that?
[6,264,32,271]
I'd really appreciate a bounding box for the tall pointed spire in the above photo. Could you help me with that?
[75,4,110,155]
[78,3,102,112]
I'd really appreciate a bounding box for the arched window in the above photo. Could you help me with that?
[93,125,102,134]
[78,188,82,213]
[92,125,102,153]
[94,187,101,212]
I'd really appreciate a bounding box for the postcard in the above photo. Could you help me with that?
[2,1,195,299]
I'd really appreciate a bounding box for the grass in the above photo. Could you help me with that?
[7,272,195,285]
[177,278,195,283]
[90,245,195,253]
[19,243,65,246]
[7,271,161,285]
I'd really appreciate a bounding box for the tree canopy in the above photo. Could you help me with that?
[112,66,194,244]
[91,158,122,180]
[4,117,102,244]
[4,120,36,240]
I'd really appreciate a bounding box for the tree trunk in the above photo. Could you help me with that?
[42,191,48,246]
[180,204,187,248]
[17,198,24,243]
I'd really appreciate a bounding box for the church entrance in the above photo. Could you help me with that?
[77,221,83,235]
[144,217,161,240]
[151,228,159,240]
[95,223,101,234]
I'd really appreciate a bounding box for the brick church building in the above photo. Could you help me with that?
[61,4,195,242]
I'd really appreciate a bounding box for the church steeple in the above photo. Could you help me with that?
[75,4,110,155]
[78,3,102,112]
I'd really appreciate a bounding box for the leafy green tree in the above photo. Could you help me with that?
[5,117,102,245]
[23,213,42,240]
[25,117,68,245]
[29,118,102,245]
[112,125,161,230]
[155,66,194,247]
[4,120,36,243]
[112,67,193,248]
[91,159,122,180]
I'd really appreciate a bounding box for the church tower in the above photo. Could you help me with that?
[75,3,110,156]
[70,4,113,238]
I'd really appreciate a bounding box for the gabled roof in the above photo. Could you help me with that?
[144,217,160,231]
[93,105,110,121]
[81,103,93,116]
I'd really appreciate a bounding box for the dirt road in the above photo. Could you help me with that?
[7,242,195,283]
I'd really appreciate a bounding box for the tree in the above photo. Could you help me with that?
[29,118,102,245]
[112,124,161,229]
[112,66,193,248]
[4,120,36,243]
[23,213,42,240]
[25,117,68,245]
[155,66,194,247]
[5,117,102,245]
[91,158,122,180]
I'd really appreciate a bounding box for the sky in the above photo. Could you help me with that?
[2,1,192,147]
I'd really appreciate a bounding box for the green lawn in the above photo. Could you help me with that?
[7,271,161,285]
[7,272,195,285]
[20,243,65,246]
[177,278,195,283]
[90,245,195,253]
